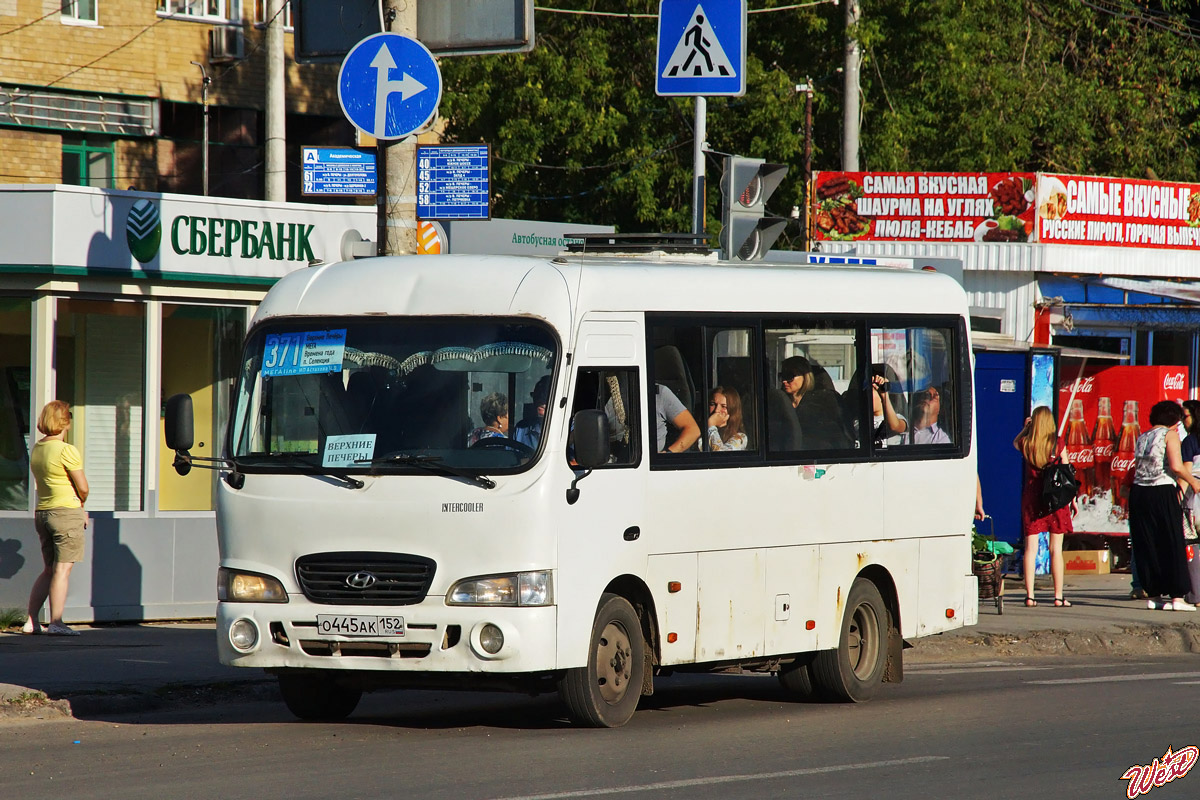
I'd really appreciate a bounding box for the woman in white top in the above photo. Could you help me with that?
[1129,400,1200,611]
[707,386,748,452]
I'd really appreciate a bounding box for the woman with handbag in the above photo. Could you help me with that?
[1129,400,1200,612]
[1013,406,1073,607]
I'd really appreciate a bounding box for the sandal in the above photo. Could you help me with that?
[1054,597,1072,607]
[1024,596,1038,607]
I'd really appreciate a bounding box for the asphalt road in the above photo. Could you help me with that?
[4,653,1199,800]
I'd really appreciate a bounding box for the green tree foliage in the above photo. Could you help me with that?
[440,0,1200,238]
[860,0,1200,178]
[440,1,836,238]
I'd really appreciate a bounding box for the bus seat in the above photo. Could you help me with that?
[654,345,695,411]
[766,388,803,451]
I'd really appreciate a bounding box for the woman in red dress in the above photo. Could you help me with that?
[1013,406,1073,607]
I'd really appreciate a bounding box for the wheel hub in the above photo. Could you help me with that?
[596,621,632,704]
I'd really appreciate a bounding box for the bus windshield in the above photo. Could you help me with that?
[229,318,558,474]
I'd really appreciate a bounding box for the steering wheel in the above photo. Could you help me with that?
[469,437,535,457]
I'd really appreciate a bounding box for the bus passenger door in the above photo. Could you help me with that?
[555,317,649,669]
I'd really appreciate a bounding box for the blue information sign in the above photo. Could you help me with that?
[338,33,442,140]
[416,144,491,221]
[656,0,746,97]
[301,147,377,196]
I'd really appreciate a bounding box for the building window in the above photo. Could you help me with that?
[159,304,247,511]
[61,0,98,24]
[157,0,241,23]
[56,300,146,512]
[253,0,291,30]
[0,298,32,512]
[61,137,114,188]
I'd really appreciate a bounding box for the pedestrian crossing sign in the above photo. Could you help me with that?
[656,0,746,97]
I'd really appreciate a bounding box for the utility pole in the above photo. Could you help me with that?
[378,0,418,255]
[264,0,286,201]
[692,97,706,235]
[190,61,211,196]
[842,0,861,171]
[797,80,813,250]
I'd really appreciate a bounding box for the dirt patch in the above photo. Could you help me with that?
[0,691,72,721]
[908,623,1200,661]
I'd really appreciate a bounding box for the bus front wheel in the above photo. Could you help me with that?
[811,578,889,703]
[277,671,362,721]
[558,593,645,728]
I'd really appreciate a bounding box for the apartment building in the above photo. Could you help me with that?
[0,0,350,198]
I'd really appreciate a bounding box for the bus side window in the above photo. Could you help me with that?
[569,368,639,466]
[870,325,957,448]
[709,328,755,453]
[765,322,860,454]
[649,327,704,455]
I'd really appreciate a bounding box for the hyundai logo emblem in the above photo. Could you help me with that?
[345,571,378,590]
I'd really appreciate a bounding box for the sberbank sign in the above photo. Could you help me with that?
[169,216,316,262]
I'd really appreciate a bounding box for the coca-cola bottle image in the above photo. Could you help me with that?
[1109,400,1140,520]
[1064,398,1095,497]
[1092,396,1117,496]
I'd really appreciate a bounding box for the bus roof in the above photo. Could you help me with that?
[253,252,969,326]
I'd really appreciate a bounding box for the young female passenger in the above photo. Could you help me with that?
[707,386,748,451]
[1013,406,1072,608]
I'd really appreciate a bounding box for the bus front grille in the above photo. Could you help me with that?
[295,551,436,605]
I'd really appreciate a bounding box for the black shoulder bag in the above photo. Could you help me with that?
[1041,458,1079,513]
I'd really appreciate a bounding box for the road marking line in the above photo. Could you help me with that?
[1028,671,1200,685]
[908,666,1052,675]
[486,756,949,800]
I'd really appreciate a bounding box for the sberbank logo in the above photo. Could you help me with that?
[169,216,316,262]
[126,199,162,264]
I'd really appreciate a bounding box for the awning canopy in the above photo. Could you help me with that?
[972,333,1129,360]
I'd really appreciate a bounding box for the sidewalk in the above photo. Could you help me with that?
[1,572,1198,721]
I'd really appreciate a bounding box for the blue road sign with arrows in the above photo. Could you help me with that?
[656,0,746,97]
[338,33,442,140]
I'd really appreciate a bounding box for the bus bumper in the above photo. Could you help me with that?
[215,600,559,675]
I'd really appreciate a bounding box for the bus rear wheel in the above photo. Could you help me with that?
[777,655,817,700]
[277,671,362,721]
[558,593,645,728]
[811,578,889,703]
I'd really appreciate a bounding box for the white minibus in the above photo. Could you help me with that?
[165,236,979,727]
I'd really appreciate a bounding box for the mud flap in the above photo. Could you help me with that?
[883,614,904,684]
[641,651,655,696]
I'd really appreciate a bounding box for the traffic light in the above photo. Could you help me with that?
[720,156,789,261]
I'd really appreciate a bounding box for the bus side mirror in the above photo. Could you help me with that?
[164,394,195,452]
[572,410,611,468]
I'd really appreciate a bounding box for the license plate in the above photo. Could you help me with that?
[315,614,405,637]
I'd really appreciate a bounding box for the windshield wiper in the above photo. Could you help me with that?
[358,453,496,490]
[243,452,365,489]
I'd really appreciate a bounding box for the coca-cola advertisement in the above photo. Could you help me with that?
[1056,365,1190,534]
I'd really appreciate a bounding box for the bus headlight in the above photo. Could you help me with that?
[447,570,553,606]
[218,568,288,603]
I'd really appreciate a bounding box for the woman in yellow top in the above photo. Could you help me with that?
[23,401,88,636]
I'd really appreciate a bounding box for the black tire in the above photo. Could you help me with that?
[277,672,362,721]
[558,593,645,728]
[777,656,817,700]
[810,578,889,703]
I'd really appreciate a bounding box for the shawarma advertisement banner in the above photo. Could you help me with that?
[811,171,1200,250]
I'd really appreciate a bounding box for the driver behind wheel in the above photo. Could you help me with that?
[467,392,509,446]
